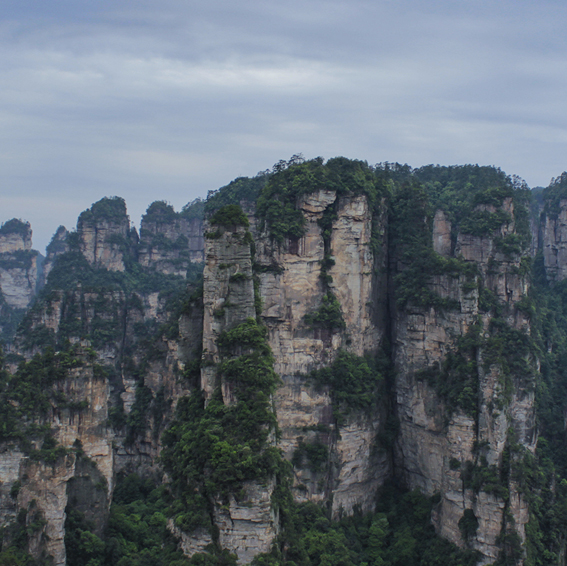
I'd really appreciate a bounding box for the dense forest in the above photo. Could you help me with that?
[1,157,567,566]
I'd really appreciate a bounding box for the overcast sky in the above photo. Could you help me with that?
[2,0,567,251]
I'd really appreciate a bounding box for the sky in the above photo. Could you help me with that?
[2,0,567,252]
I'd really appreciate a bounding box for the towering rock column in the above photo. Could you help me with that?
[393,197,535,564]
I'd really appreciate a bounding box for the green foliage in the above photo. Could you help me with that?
[304,292,345,331]
[181,198,206,221]
[255,483,479,566]
[461,457,509,499]
[389,181,465,310]
[0,346,83,445]
[0,250,38,271]
[209,204,249,228]
[292,440,328,474]
[0,219,31,237]
[65,473,193,566]
[79,197,127,224]
[257,156,381,244]
[459,209,511,236]
[458,509,479,543]
[125,385,154,444]
[45,226,68,255]
[541,171,567,219]
[387,165,531,309]
[309,351,383,419]
[416,322,481,418]
[161,318,282,534]
[144,201,178,224]
[205,175,267,213]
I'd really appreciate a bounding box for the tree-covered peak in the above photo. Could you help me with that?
[0,218,31,238]
[144,201,178,223]
[542,172,567,218]
[78,196,128,225]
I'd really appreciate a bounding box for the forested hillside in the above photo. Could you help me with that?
[1,158,567,566]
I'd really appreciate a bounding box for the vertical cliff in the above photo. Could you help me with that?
[77,197,135,272]
[139,200,204,276]
[3,160,567,566]
[0,219,40,342]
[0,197,204,566]
[390,175,534,563]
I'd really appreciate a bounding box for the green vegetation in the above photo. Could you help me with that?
[292,440,328,474]
[540,171,567,219]
[78,197,127,224]
[45,226,68,256]
[0,346,84,446]
[0,250,38,271]
[181,198,206,221]
[0,218,31,238]
[254,483,479,566]
[309,351,383,420]
[387,164,530,309]
[256,156,381,244]
[64,473,194,566]
[161,318,281,534]
[205,175,268,214]
[304,292,345,331]
[209,204,249,228]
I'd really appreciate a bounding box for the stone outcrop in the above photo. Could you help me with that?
[539,198,567,282]
[393,199,535,563]
[254,190,390,517]
[139,200,204,276]
[77,197,134,272]
[198,220,278,561]
[41,226,69,286]
[0,219,38,310]
[1,177,563,566]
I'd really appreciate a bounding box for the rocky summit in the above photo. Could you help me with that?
[1,160,567,566]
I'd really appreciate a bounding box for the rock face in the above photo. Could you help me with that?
[199,220,278,561]
[139,200,205,276]
[0,220,38,310]
[41,226,69,286]
[77,197,134,272]
[254,191,390,516]
[393,199,535,563]
[0,198,204,565]
[539,198,567,282]
[0,173,563,566]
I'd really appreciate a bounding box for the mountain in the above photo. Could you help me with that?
[0,158,567,566]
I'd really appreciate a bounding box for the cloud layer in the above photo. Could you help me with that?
[2,0,567,250]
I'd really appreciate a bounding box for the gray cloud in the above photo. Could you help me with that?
[1,0,567,250]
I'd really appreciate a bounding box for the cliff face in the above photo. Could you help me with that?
[254,190,390,516]
[139,200,204,276]
[77,197,134,272]
[0,199,203,566]
[393,198,534,563]
[0,164,563,566]
[0,220,38,310]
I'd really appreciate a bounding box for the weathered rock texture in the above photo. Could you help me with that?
[393,198,535,563]
[253,191,390,517]
[41,225,69,286]
[0,199,203,565]
[77,199,133,272]
[0,220,38,310]
[199,221,278,561]
[0,181,560,566]
[139,202,204,276]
